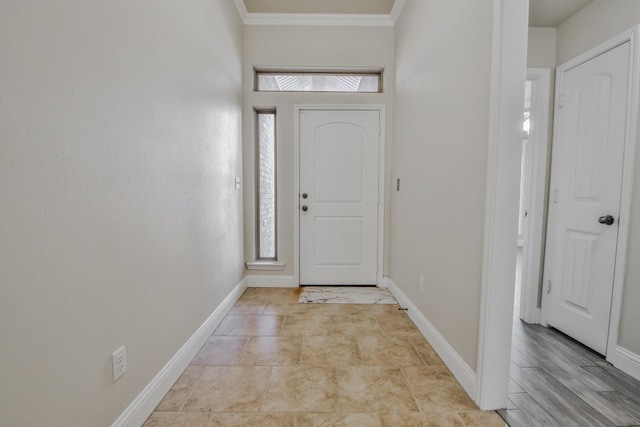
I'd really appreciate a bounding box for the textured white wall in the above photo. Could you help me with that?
[0,1,244,425]
[557,0,640,65]
[528,27,557,68]
[391,0,495,369]
[243,25,395,277]
[557,0,640,356]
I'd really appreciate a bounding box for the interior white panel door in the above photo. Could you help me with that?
[299,110,380,285]
[547,42,630,355]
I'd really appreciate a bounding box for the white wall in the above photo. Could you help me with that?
[243,25,395,278]
[557,0,640,357]
[557,0,640,65]
[0,1,244,425]
[391,0,495,369]
[528,27,556,68]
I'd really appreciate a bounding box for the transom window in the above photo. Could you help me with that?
[255,71,382,93]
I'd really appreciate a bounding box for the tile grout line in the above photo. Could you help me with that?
[177,364,206,413]
[335,365,343,416]
[408,338,429,367]
[354,335,365,366]
[454,411,469,427]
[257,364,274,413]
[259,300,267,315]
[399,366,422,415]
[373,314,385,337]
[329,312,335,336]
[299,335,305,366]
[237,335,252,365]
[278,313,285,337]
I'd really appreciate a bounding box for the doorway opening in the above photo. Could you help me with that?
[499,32,640,424]
[515,69,551,326]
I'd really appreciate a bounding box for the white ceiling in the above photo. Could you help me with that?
[529,0,594,27]
[241,0,594,28]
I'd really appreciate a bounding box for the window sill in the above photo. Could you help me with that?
[246,261,285,271]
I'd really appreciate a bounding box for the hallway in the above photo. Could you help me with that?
[499,254,640,426]
[143,287,506,426]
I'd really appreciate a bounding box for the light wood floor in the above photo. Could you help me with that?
[499,253,640,427]
[143,287,506,427]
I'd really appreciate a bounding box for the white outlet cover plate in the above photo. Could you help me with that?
[112,345,126,382]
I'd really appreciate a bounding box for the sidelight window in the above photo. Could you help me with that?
[256,110,277,260]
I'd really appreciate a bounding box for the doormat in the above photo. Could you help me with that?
[298,286,397,304]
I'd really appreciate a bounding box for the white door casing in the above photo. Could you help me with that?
[298,109,380,285]
[518,69,552,325]
[545,41,631,355]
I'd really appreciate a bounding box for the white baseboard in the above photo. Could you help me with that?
[111,277,248,427]
[385,277,477,400]
[609,346,640,382]
[246,274,297,288]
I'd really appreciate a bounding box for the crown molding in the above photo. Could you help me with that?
[390,0,407,24]
[233,0,406,27]
[233,0,249,22]
[244,13,394,27]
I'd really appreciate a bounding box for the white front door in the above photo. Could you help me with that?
[546,42,630,355]
[299,109,380,285]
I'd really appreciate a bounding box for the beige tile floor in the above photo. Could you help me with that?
[144,287,507,427]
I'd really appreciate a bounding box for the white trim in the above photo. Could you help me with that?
[609,346,640,381]
[606,25,640,363]
[243,13,395,27]
[110,278,248,427]
[377,109,386,287]
[245,261,285,271]
[254,66,384,74]
[377,276,389,288]
[233,0,248,22]
[476,0,529,411]
[519,68,551,325]
[293,105,386,288]
[386,278,477,398]
[390,0,407,24]
[294,108,301,287]
[234,0,404,27]
[245,274,297,288]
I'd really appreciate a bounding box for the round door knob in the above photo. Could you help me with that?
[598,215,615,225]
[302,193,308,199]
[301,205,308,212]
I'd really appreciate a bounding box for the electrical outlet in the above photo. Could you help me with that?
[419,276,425,294]
[112,346,126,382]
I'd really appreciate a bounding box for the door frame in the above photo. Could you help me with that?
[475,0,529,410]
[293,105,386,287]
[540,27,640,361]
[518,68,552,324]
